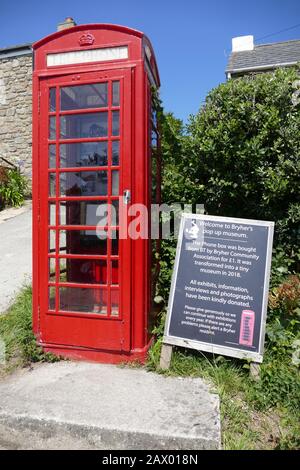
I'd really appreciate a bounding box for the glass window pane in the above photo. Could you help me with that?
[60,83,108,111]
[49,173,56,196]
[49,286,56,311]
[99,260,107,284]
[59,201,108,226]
[112,141,119,166]
[60,113,108,139]
[49,202,56,226]
[60,170,107,197]
[49,116,56,140]
[86,201,108,227]
[59,258,67,282]
[60,142,108,168]
[112,81,120,106]
[59,230,107,256]
[111,260,118,285]
[49,258,56,281]
[111,290,119,317]
[59,287,108,314]
[112,111,120,136]
[112,170,119,196]
[111,230,119,255]
[58,229,67,255]
[59,259,107,285]
[49,88,56,112]
[49,144,56,169]
[111,200,119,225]
[48,230,56,253]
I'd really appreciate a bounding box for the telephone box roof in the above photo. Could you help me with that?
[33,23,160,86]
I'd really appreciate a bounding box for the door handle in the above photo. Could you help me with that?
[123,189,131,205]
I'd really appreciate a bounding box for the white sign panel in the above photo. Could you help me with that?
[47,46,128,67]
[164,214,274,363]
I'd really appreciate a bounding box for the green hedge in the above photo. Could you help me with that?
[157,67,300,299]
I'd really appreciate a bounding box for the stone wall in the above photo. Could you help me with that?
[0,54,33,186]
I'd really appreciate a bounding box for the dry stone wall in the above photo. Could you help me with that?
[0,54,33,186]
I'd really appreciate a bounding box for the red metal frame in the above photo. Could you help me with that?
[32,24,160,363]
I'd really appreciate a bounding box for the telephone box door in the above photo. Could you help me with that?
[38,68,132,352]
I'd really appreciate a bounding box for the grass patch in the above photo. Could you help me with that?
[0,286,58,371]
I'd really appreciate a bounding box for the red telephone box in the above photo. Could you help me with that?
[32,24,161,363]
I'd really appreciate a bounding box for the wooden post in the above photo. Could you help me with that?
[159,343,173,370]
[250,362,261,381]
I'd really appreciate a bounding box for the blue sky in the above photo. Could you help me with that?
[1,0,300,122]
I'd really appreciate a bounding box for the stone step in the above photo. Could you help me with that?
[0,362,221,450]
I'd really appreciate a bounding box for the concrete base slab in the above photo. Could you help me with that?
[0,362,221,450]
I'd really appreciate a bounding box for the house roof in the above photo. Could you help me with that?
[0,43,32,59]
[226,38,300,74]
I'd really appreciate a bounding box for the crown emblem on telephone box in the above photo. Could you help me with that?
[78,33,95,46]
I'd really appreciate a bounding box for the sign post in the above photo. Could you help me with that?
[161,214,274,370]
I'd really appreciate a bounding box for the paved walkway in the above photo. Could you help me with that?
[0,202,32,313]
[0,362,221,450]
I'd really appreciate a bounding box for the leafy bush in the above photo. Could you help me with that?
[0,168,28,208]
[269,275,300,318]
[266,274,300,358]
[154,66,300,325]
[270,246,299,287]
[160,68,300,273]
[186,68,300,236]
